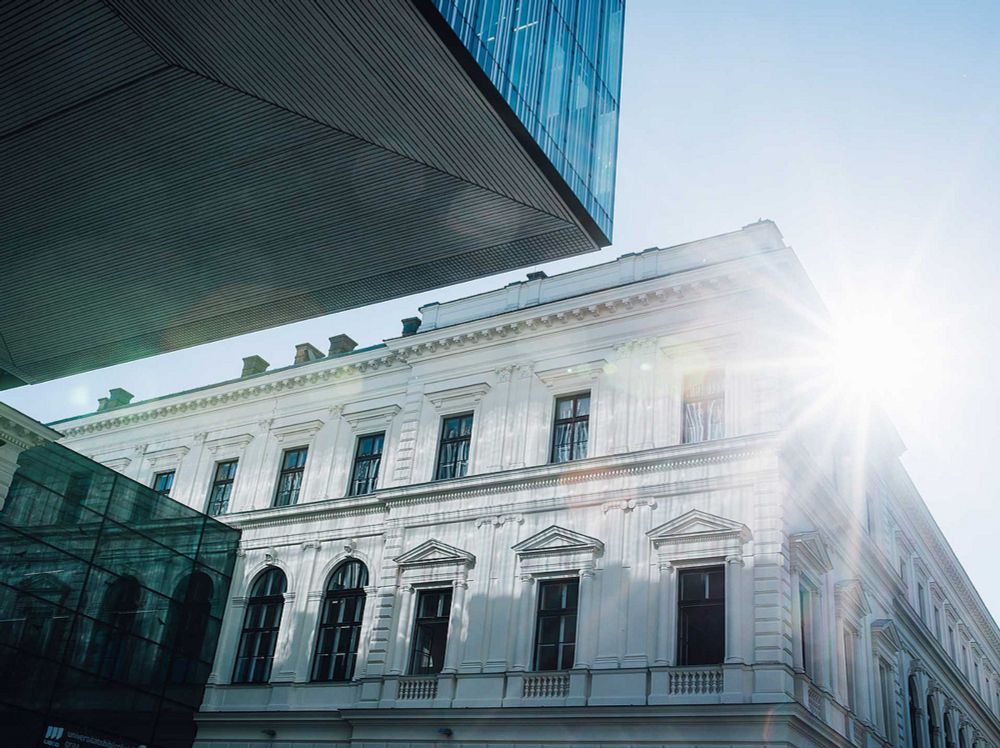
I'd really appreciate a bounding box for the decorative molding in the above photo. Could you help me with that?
[476,513,524,528]
[513,526,604,576]
[394,539,475,570]
[535,360,606,391]
[836,579,872,619]
[647,509,751,567]
[205,433,254,455]
[0,406,61,450]
[271,419,324,444]
[425,381,491,412]
[342,403,401,433]
[871,618,903,654]
[601,497,657,513]
[790,530,834,575]
[101,456,132,473]
[146,445,190,468]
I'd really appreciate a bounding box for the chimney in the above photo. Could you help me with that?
[294,342,324,365]
[97,387,134,412]
[401,317,421,337]
[328,334,358,356]
[241,355,269,377]
[526,271,547,281]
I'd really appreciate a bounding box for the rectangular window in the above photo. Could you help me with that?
[799,583,813,677]
[682,370,725,444]
[844,626,858,709]
[677,566,725,666]
[435,414,473,480]
[879,660,895,737]
[550,392,590,463]
[533,578,579,671]
[206,460,238,516]
[151,470,175,496]
[409,588,452,675]
[273,447,308,507]
[349,433,384,496]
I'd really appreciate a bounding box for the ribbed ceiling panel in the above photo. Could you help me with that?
[0,0,602,386]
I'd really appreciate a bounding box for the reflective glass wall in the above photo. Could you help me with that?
[0,442,240,748]
[434,0,625,240]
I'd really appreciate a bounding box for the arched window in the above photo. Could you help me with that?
[311,560,368,682]
[93,576,141,680]
[232,568,286,684]
[163,572,214,684]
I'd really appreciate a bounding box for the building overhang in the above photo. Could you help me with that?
[1,0,605,388]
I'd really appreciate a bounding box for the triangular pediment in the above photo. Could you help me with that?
[790,530,834,575]
[871,619,902,653]
[512,525,604,557]
[646,509,751,543]
[836,579,871,618]
[394,539,474,568]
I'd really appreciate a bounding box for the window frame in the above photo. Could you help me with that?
[408,587,453,675]
[272,446,308,507]
[549,391,591,464]
[206,459,238,517]
[532,577,580,671]
[681,368,726,444]
[151,469,175,496]
[676,565,726,667]
[311,560,368,682]
[232,568,286,685]
[348,432,385,497]
[434,412,474,481]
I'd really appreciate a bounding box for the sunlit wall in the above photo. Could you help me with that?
[433,0,625,239]
[0,442,240,748]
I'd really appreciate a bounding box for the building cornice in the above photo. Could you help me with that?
[57,254,796,440]
[0,403,61,450]
[223,434,781,532]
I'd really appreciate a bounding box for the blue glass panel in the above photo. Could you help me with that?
[433,0,624,239]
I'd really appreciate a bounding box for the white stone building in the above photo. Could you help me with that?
[55,221,1000,748]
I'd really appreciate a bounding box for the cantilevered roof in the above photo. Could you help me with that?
[0,0,606,388]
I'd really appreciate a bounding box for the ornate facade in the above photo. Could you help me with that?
[55,221,1000,748]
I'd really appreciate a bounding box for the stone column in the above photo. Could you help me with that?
[725,555,745,664]
[575,566,597,668]
[654,562,676,666]
[510,575,535,671]
[856,624,873,724]
[441,576,468,674]
[389,584,415,675]
[791,567,804,672]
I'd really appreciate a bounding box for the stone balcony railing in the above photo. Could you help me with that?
[397,677,438,701]
[667,666,723,695]
[522,672,570,698]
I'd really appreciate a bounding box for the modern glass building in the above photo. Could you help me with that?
[1,1,626,388]
[0,440,240,748]
[433,0,625,240]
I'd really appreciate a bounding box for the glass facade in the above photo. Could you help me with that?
[433,0,624,239]
[0,441,240,748]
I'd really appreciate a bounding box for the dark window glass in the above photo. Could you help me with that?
[232,568,286,684]
[163,572,213,684]
[844,626,857,708]
[206,460,238,517]
[152,470,175,496]
[533,578,579,671]
[435,414,473,481]
[90,576,141,681]
[550,392,590,463]
[349,433,384,496]
[273,447,308,507]
[312,560,368,682]
[799,584,811,677]
[682,370,725,443]
[409,588,452,674]
[908,676,920,748]
[677,567,725,666]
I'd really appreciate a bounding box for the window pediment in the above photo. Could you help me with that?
[646,509,750,566]
[205,433,254,455]
[425,382,490,412]
[394,539,475,570]
[534,360,606,391]
[871,618,902,655]
[836,579,871,619]
[342,402,401,432]
[146,445,190,469]
[271,419,324,443]
[790,530,834,575]
[512,525,603,576]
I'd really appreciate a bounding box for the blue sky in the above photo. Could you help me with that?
[4,1,999,617]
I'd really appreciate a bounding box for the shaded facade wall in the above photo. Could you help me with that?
[0,442,240,748]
